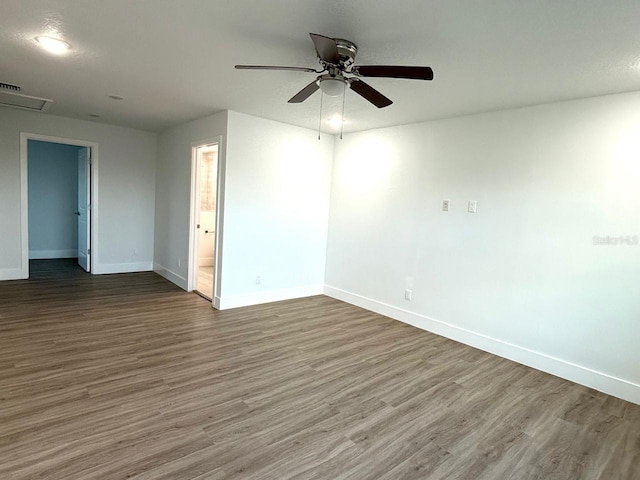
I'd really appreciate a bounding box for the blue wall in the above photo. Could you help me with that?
[28,140,82,259]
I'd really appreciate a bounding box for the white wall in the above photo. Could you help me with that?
[0,108,157,279]
[28,140,81,259]
[153,110,334,309]
[153,111,228,289]
[326,91,640,404]
[221,111,333,308]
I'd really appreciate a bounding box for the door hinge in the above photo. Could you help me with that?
[88,248,91,255]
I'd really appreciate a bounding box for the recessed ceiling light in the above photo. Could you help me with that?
[35,36,71,55]
[108,94,124,100]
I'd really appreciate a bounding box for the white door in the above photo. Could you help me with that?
[77,148,90,272]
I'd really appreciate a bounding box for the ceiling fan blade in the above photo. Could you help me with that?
[288,80,320,103]
[348,79,393,108]
[309,33,340,64]
[353,65,434,80]
[235,65,319,73]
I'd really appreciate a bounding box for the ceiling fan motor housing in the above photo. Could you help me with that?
[333,39,358,69]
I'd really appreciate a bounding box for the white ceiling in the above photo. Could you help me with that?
[2,0,640,133]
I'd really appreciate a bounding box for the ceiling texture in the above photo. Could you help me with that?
[2,0,640,133]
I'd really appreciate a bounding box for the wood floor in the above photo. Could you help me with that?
[0,259,638,479]
[196,266,214,301]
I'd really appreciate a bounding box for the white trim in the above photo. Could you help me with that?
[153,263,188,290]
[218,285,324,310]
[188,142,202,292]
[324,285,640,405]
[77,147,91,272]
[0,268,25,281]
[20,133,99,278]
[93,262,152,275]
[213,138,226,304]
[29,249,78,259]
[188,137,224,303]
[20,135,28,277]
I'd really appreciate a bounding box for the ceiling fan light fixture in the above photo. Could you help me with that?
[35,36,71,55]
[319,77,346,97]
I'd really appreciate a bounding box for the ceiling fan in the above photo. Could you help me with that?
[235,33,434,108]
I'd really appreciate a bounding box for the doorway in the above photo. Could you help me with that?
[20,133,98,278]
[189,141,220,302]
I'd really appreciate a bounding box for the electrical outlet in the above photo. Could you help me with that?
[255,275,262,285]
[404,289,412,301]
[468,200,477,213]
[442,200,450,212]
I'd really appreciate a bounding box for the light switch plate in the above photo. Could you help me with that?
[468,200,477,213]
[442,200,450,212]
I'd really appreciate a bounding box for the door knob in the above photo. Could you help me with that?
[74,211,80,216]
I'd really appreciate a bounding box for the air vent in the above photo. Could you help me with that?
[0,90,53,112]
[0,82,21,92]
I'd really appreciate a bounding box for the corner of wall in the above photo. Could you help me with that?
[153,262,188,291]
[218,284,324,310]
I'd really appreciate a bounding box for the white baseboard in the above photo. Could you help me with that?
[219,284,324,310]
[153,263,188,290]
[0,268,26,281]
[93,262,153,275]
[29,249,77,259]
[324,285,640,405]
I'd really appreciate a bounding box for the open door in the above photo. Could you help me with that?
[190,143,218,301]
[77,147,90,272]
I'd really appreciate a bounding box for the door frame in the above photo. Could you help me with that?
[188,136,223,308]
[20,133,99,278]
[76,147,91,272]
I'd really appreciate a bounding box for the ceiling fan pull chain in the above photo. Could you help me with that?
[318,90,324,140]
